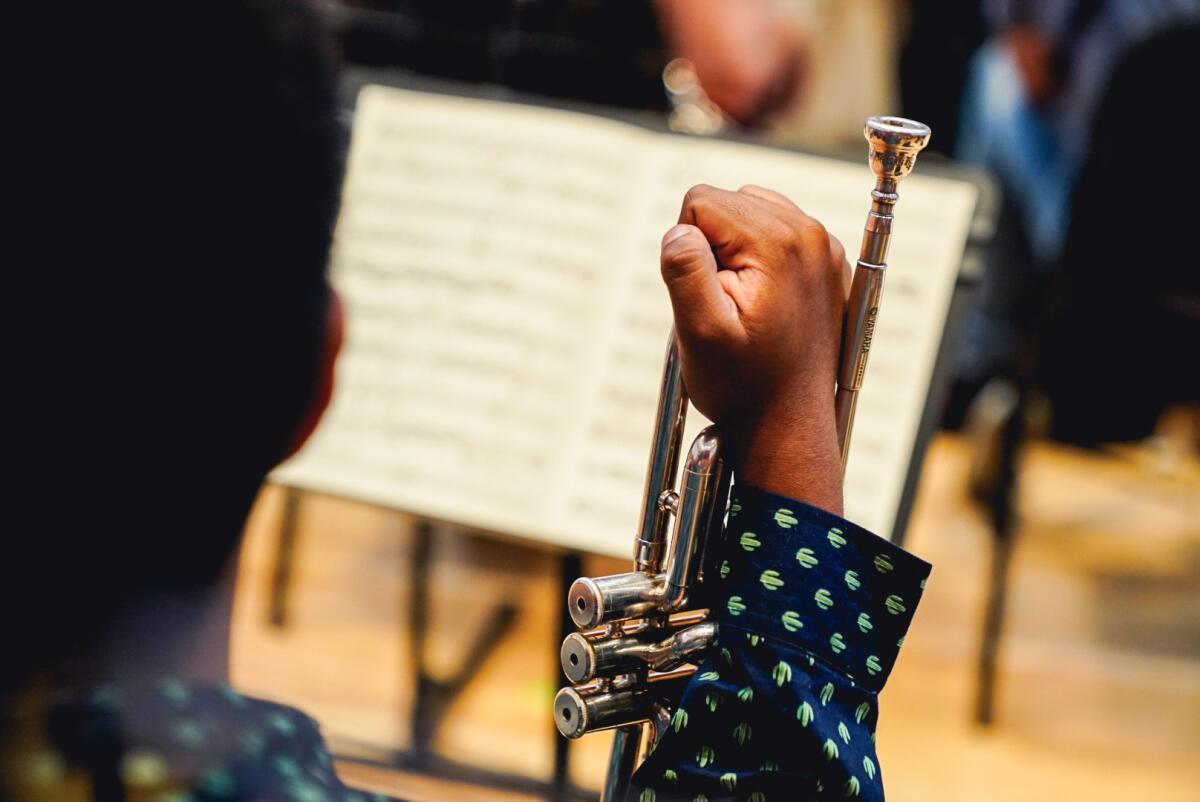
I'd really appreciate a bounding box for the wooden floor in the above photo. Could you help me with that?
[230,433,1200,801]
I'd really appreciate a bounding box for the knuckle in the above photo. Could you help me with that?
[783,221,829,266]
[719,192,753,224]
[761,214,792,243]
[801,219,831,251]
[776,217,837,275]
[828,233,847,262]
[682,183,715,209]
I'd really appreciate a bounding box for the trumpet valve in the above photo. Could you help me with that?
[561,632,599,684]
[553,675,691,739]
[568,572,662,629]
[554,685,650,739]
[560,622,719,684]
[553,686,592,739]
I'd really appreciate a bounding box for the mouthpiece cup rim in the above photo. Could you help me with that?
[864,116,932,153]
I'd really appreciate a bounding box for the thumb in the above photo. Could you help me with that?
[660,224,735,343]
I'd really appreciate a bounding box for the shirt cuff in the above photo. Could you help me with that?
[704,482,931,692]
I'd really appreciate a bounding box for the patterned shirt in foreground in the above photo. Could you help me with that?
[2,681,398,802]
[628,483,931,802]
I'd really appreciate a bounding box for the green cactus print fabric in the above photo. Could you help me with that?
[3,681,397,802]
[629,484,931,802]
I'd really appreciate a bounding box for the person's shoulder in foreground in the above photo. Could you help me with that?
[4,0,356,800]
[3,681,396,802]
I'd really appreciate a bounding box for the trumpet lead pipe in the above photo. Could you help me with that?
[836,117,931,465]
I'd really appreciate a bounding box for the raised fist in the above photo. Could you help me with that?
[660,184,850,512]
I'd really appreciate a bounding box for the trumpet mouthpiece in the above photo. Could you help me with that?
[864,116,931,182]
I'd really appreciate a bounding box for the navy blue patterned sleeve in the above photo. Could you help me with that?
[628,483,931,802]
[22,681,398,802]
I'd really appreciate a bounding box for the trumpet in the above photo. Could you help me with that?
[553,117,932,802]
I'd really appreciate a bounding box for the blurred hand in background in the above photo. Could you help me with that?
[654,0,808,126]
[1004,25,1059,105]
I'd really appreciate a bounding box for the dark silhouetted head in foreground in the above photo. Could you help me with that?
[10,0,344,693]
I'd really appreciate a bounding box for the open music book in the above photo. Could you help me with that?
[273,84,979,557]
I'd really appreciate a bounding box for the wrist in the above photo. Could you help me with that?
[731,404,843,516]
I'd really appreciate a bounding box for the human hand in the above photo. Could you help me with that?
[660,184,850,513]
[654,0,806,126]
[1006,26,1059,105]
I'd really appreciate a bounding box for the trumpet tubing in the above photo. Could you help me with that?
[835,116,933,463]
[554,117,931,801]
[567,425,730,630]
[560,621,717,684]
[553,668,692,740]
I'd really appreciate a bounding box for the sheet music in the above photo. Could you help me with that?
[274,84,978,556]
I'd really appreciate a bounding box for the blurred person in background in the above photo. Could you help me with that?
[951,0,1200,402]
[334,0,808,127]
[765,0,906,150]
[5,1,930,801]
[334,0,909,149]
[963,0,1200,262]
[896,0,988,158]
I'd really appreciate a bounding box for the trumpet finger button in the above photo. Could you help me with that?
[553,687,589,739]
[568,577,603,628]
[561,632,597,683]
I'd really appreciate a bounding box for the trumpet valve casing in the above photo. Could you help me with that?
[568,573,663,629]
[553,675,689,740]
[560,622,718,684]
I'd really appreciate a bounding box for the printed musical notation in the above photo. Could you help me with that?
[273,85,978,556]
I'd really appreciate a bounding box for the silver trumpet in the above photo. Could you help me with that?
[554,117,931,802]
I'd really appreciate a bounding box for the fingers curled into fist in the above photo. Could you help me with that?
[659,184,851,512]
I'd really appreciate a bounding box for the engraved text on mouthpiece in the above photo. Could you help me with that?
[864,116,931,182]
